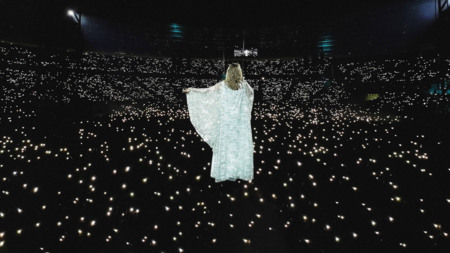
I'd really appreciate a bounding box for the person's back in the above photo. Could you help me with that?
[211,78,253,182]
[184,63,254,183]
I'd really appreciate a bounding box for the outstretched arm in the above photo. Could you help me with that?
[183,81,221,93]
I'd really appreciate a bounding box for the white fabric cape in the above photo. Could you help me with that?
[186,80,254,182]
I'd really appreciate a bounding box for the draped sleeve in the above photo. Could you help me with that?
[186,81,222,149]
[244,80,254,115]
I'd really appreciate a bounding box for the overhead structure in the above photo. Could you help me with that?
[437,0,449,19]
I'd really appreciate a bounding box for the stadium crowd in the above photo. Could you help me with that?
[0,41,449,253]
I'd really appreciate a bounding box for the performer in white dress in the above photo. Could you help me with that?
[183,63,254,182]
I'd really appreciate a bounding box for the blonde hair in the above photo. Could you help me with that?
[225,63,244,90]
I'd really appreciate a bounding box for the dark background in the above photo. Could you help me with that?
[0,0,448,58]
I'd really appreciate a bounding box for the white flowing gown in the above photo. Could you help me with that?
[186,79,254,182]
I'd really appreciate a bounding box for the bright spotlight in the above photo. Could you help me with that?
[67,9,81,27]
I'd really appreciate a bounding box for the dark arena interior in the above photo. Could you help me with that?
[1,0,450,252]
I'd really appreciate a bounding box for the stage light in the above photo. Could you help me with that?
[234,48,258,57]
[67,9,81,28]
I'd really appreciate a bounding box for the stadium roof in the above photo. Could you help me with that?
[0,0,440,58]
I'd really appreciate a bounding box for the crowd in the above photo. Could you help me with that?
[0,41,449,253]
